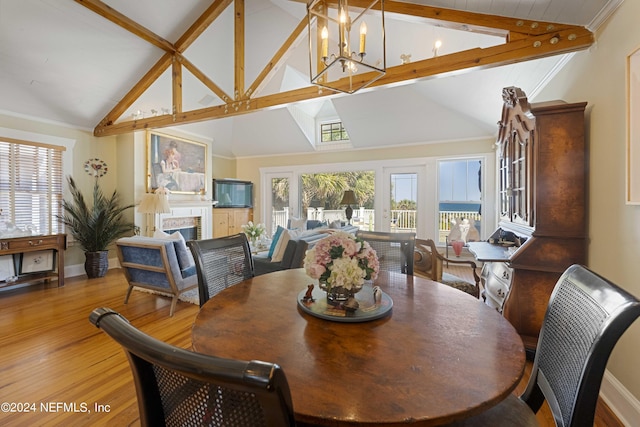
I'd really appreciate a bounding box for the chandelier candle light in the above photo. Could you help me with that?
[308,0,386,94]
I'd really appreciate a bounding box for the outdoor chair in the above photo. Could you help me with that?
[355,230,415,275]
[449,264,640,426]
[89,307,296,427]
[187,233,254,307]
[414,238,480,298]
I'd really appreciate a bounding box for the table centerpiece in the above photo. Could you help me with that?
[303,231,380,305]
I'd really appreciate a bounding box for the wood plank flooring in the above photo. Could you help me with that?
[0,268,622,426]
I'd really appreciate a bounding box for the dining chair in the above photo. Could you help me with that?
[414,238,480,298]
[355,230,415,275]
[448,264,640,427]
[187,233,254,307]
[89,307,296,427]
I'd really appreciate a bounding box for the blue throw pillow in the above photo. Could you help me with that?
[268,226,285,258]
[154,230,195,271]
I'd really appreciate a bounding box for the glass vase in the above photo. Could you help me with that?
[319,281,364,306]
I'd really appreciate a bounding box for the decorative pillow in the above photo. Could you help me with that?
[268,226,285,258]
[153,230,195,271]
[271,229,303,263]
[270,230,291,263]
[300,228,322,238]
[329,220,342,229]
[306,219,324,229]
[289,217,307,231]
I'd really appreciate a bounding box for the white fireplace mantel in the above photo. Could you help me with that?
[152,200,212,240]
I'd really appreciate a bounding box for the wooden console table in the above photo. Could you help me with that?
[0,234,66,289]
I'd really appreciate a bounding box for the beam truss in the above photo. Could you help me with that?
[74,0,594,137]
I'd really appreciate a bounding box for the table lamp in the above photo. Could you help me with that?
[340,190,357,224]
[138,188,171,236]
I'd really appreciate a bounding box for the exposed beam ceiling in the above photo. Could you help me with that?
[72,0,594,138]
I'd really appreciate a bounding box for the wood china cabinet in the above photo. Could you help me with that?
[468,87,588,355]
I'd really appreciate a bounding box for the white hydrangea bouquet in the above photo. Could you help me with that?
[241,221,265,244]
[304,231,379,295]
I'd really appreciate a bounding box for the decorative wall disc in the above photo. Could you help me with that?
[84,158,108,177]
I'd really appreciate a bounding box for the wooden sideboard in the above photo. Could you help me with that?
[212,208,253,238]
[0,234,67,290]
[470,87,588,355]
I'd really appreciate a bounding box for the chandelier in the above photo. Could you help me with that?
[307,0,386,94]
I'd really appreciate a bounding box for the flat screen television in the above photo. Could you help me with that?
[213,179,253,208]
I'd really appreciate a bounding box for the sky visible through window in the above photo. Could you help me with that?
[391,173,417,202]
[389,160,481,205]
[439,159,481,203]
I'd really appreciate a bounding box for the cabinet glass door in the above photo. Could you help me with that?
[498,130,532,227]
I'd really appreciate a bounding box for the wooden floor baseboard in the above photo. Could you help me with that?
[0,268,624,426]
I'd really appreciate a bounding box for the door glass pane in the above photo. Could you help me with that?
[390,173,417,233]
[299,172,375,230]
[438,159,482,244]
[270,177,289,236]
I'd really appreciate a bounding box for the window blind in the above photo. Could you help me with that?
[0,137,64,235]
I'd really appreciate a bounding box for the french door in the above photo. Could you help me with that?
[381,165,428,234]
[262,172,297,237]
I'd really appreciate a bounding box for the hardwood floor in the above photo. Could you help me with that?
[0,269,622,426]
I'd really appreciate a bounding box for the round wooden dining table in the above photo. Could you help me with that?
[191,268,525,426]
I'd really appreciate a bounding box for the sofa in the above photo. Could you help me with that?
[116,235,198,316]
[253,220,358,276]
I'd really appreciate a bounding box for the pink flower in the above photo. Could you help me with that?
[303,231,379,286]
[306,262,326,279]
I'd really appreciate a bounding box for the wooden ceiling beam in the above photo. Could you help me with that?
[178,55,232,103]
[234,0,245,100]
[94,22,593,136]
[328,0,577,36]
[175,0,233,52]
[91,0,233,130]
[246,17,308,99]
[97,53,172,129]
[172,55,182,115]
[73,0,175,52]
[89,0,595,137]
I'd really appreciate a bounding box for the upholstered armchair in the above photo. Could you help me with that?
[414,238,480,298]
[116,236,198,316]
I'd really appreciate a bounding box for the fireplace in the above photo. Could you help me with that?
[163,216,200,241]
[152,202,212,240]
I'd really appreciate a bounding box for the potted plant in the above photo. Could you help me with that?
[58,175,134,278]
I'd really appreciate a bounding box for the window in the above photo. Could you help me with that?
[320,121,349,142]
[389,173,417,233]
[0,138,64,235]
[438,158,482,243]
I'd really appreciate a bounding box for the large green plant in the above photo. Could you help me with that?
[58,176,134,252]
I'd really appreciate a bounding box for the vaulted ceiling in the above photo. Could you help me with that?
[0,0,620,157]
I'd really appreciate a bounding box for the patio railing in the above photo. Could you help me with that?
[270,208,481,241]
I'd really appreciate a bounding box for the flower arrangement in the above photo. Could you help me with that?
[241,221,265,243]
[304,231,379,291]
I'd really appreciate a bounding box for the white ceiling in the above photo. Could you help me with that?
[0,0,621,157]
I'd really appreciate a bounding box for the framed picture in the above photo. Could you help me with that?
[19,250,56,274]
[0,255,16,281]
[147,130,207,194]
[627,46,640,204]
